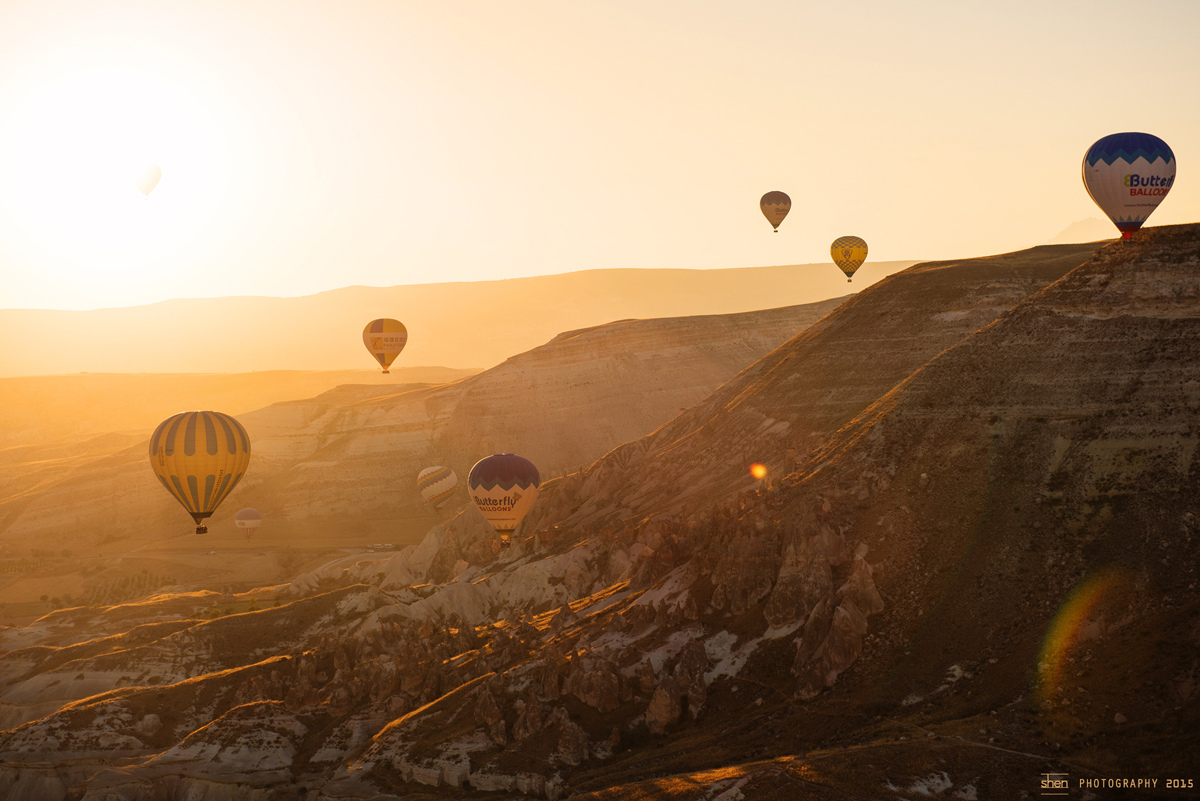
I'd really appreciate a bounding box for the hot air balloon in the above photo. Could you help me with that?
[362,318,408,373]
[831,236,868,282]
[760,191,791,232]
[235,508,262,540]
[149,411,251,534]
[1083,132,1175,240]
[137,164,161,198]
[417,466,458,512]
[468,453,539,547]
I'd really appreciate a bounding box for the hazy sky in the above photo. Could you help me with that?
[1,0,1197,310]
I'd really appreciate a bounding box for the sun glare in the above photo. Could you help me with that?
[0,46,245,307]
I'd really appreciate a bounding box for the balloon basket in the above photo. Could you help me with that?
[382,370,390,374]
[195,525,208,535]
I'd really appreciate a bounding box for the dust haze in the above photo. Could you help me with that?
[3,1,1200,798]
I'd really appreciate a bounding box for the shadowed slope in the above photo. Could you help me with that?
[527,241,1099,531]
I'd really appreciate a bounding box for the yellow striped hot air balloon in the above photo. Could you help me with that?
[830,236,868,282]
[149,411,251,534]
[363,318,408,373]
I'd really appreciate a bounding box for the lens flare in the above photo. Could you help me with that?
[1036,569,1128,704]
[749,463,768,480]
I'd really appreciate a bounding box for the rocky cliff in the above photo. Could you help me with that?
[526,241,1099,530]
[2,230,1198,799]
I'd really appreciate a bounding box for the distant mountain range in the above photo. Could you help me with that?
[0,367,478,449]
[0,261,915,377]
[1045,217,1117,245]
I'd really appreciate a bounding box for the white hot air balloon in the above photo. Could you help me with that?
[235,508,262,540]
[137,164,162,198]
[1082,133,1175,240]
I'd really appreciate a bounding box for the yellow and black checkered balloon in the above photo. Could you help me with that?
[831,236,868,281]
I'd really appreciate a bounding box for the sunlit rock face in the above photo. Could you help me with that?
[4,230,1200,798]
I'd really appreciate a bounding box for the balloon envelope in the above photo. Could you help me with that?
[417,466,458,511]
[759,191,791,231]
[1082,132,1175,240]
[468,454,540,542]
[235,508,262,540]
[149,412,251,534]
[830,236,868,282]
[137,164,162,197]
[363,318,408,372]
